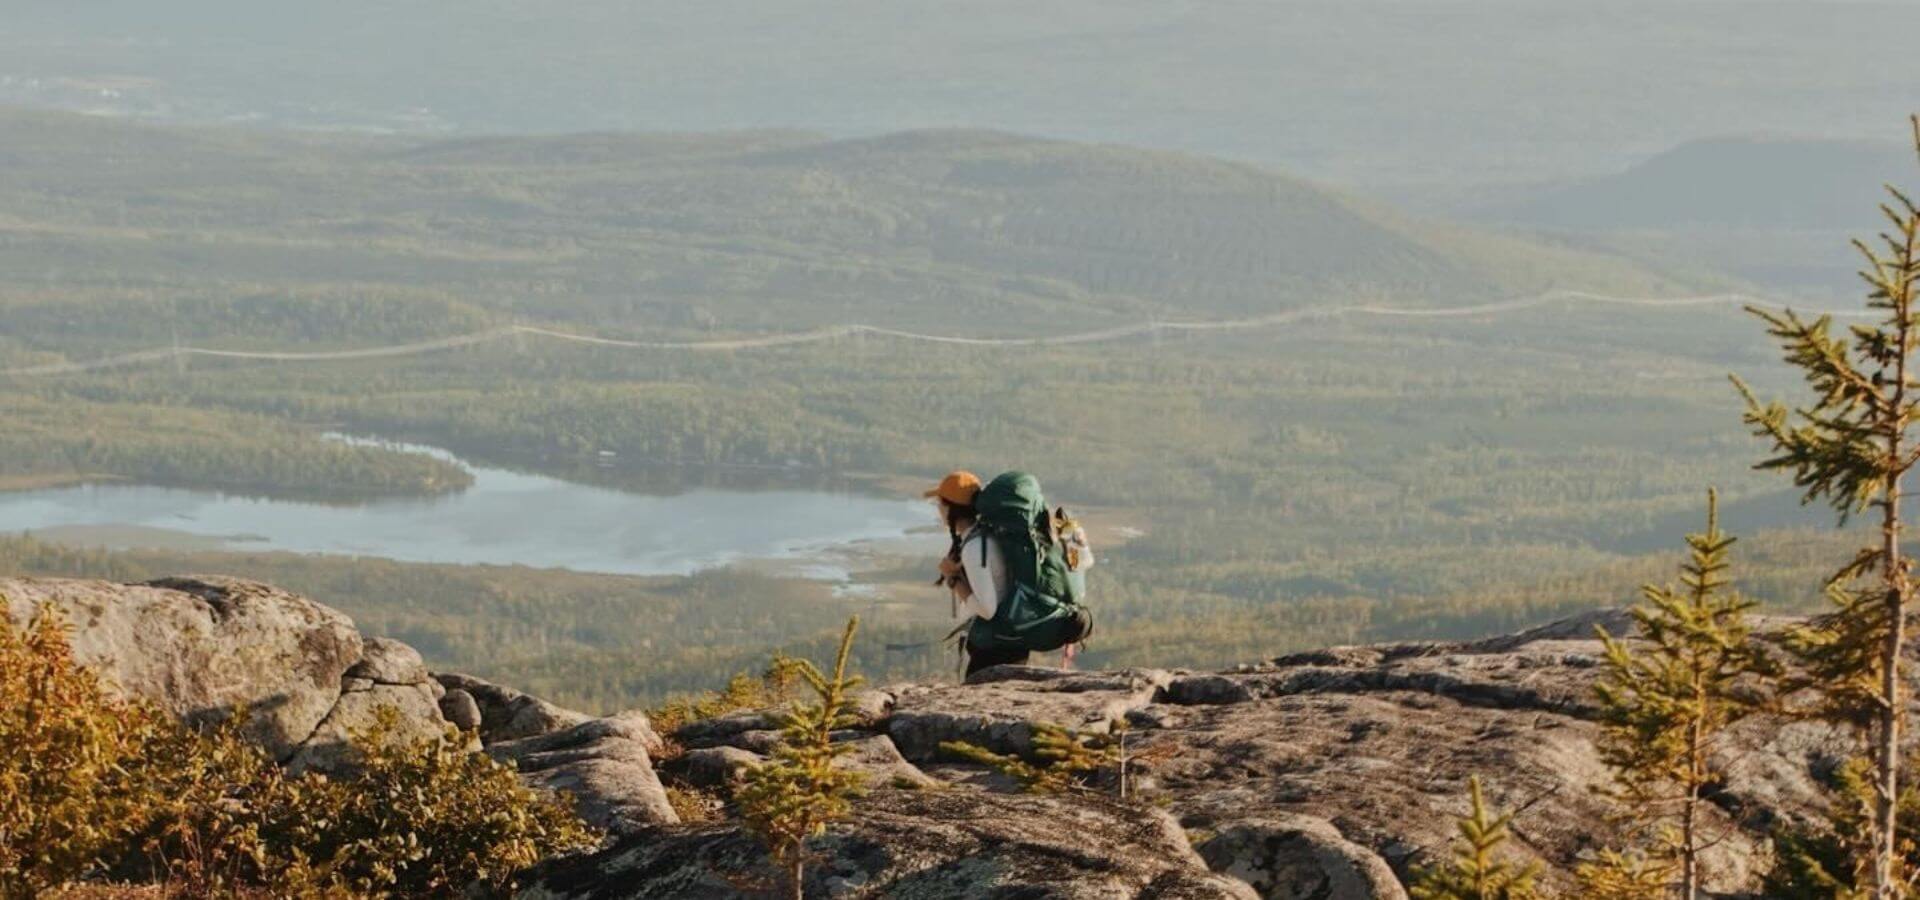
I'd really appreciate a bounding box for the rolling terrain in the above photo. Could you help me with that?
[0,109,1885,706]
[0,108,1682,357]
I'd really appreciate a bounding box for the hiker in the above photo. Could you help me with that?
[927,469,1093,676]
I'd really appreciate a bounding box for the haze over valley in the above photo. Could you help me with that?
[0,95,1898,705]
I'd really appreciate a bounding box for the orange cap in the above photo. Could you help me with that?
[923,470,983,506]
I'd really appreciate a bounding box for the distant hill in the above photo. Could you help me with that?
[1466,136,1916,295]
[1479,136,1910,230]
[0,109,1682,342]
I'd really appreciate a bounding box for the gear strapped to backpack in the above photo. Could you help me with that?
[965,471,1091,654]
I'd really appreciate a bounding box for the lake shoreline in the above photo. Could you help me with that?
[0,438,938,581]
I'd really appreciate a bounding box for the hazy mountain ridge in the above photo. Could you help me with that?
[8,0,1918,184]
[1463,134,1915,294]
[1476,135,1911,230]
[0,108,1683,347]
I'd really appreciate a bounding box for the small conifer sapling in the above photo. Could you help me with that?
[1409,775,1541,900]
[939,721,1120,795]
[1733,114,1920,899]
[1588,489,1774,898]
[736,617,868,900]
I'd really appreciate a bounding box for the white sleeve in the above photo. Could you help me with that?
[959,533,999,621]
[1074,527,1094,571]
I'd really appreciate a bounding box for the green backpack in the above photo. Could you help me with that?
[966,471,1089,654]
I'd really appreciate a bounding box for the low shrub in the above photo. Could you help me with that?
[1,600,598,899]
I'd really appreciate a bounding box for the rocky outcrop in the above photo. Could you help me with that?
[887,667,1170,760]
[436,671,594,744]
[486,711,678,832]
[1196,816,1408,900]
[11,572,1874,897]
[516,787,1258,899]
[288,635,452,772]
[655,614,1858,898]
[2,575,371,761]
[1128,641,1784,896]
[427,671,679,832]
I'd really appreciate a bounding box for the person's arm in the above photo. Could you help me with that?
[959,533,999,620]
[1073,527,1094,571]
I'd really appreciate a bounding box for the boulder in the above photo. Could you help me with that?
[439,688,484,731]
[488,711,678,832]
[847,687,897,727]
[285,679,448,774]
[435,671,593,744]
[836,732,940,789]
[681,745,765,790]
[513,787,1258,899]
[0,575,362,761]
[1196,815,1408,900]
[673,707,780,750]
[346,636,430,685]
[1132,623,1806,895]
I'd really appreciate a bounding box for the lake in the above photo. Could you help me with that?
[0,439,937,578]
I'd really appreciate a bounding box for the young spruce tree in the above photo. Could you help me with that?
[1410,775,1541,900]
[736,617,868,900]
[939,720,1121,795]
[1732,115,1920,899]
[1586,489,1773,899]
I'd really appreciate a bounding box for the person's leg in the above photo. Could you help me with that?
[965,643,1031,677]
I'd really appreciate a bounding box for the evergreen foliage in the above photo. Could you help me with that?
[1762,757,1920,899]
[0,394,470,499]
[648,654,803,742]
[1576,849,1673,900]
[1733,115,1920,899]
[1409,775,1541,900]
[1590,489,1775,898]
[0,103,1867,721]
[938,722,1121,795]
[736,617,868,900]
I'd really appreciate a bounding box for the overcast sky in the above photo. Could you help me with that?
[4,0,1916,185]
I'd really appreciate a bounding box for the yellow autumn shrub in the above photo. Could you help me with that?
[0,600,599,899]
[0,603,178,899]
[265,709,599,897]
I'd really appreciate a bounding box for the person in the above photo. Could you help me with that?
[926,469,1093,676]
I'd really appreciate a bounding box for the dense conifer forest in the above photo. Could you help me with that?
[0,110,1875,708]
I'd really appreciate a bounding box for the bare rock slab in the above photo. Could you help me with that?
[514,787,1256,899]
[888,667,1170,761]
[488,711,678,832]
